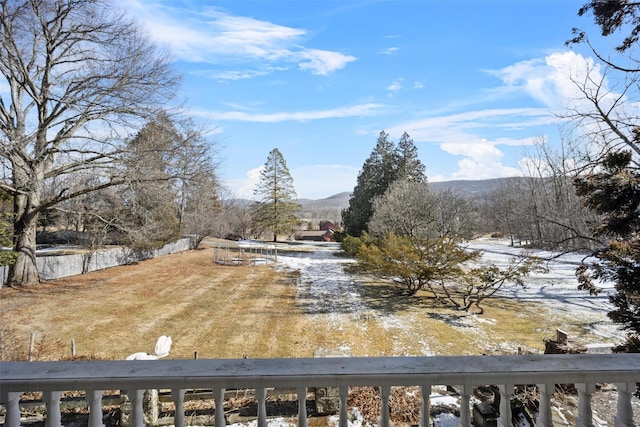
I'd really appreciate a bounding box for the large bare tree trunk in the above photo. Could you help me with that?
[8,212,39,286]
[6,135,44,286]
[8,176,40,286]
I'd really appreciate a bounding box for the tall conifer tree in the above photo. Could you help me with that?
[342,131,426,236]
[252,148,301,242]
[575,150,640,344]
[397,132,426,183]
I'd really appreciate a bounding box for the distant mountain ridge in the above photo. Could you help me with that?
[234,177,526,224]
[298,177,525,211]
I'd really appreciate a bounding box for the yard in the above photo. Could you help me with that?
[0,237,621,361]
[0,237,631,426]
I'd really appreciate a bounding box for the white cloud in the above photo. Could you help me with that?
[297,49,357,75]
[488,51,602,111]
[193,103,384,123]
[229,166,263,199]
[384,51,596,182]
[122,2,355,76]
[386,80,402,92]
[385,50,616,182]
[452,156,522,180]
[386,107,555,145]
[380,47,399,55]
[413,81,424,89]
[441,141,522,180]
[195,69,272,81]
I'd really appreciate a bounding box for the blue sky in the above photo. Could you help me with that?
[120,0,619,199]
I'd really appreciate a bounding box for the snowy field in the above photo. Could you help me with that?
[275,237,623,344]
[223,238,627,426]
[467,238,621,341]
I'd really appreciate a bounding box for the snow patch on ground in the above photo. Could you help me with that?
[274,238,624,349]
[468,237,622,341]
[229,238,628,426]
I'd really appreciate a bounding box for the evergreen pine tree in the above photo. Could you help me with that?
[575,150,640,344]
[397,132,426,183]
[252,148,301,242]
[342,131,396,236]
[342,131,426,236]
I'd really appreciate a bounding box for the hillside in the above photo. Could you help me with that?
[298,177,526,221]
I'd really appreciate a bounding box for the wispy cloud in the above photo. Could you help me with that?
[386,80,402,92]
[298,49,356,76]
[388,107,556,143]
[123,1,356,76]
[193,103,384,123]
[384,50,613,181]
[380,47,399,55]
[193,69,273,81]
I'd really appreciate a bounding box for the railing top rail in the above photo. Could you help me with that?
[2,354,639,394]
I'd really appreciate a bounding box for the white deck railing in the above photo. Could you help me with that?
[1,353,639,427]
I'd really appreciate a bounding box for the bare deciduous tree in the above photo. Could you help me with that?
[0,0,179,285]
[486,138,599,250]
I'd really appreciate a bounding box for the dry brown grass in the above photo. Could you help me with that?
[0,239,607,361]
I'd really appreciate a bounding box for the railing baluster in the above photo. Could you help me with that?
[536,383,554,427]
[2,391,22,427]
[576,383,595,427]
[171,388,186,427]
[420,383,431,427]
[86,389,105,427]
[256,387,267,427]
[339,386,349,427]
[458,385,471,427]
[615,382,635,427]
[213,387,226,427]
[297,386,308,427]
[0,354,638,427]
[43,390,63,427]
[498,383,513,427]
[379,385,391,427]
[128,389,145,427]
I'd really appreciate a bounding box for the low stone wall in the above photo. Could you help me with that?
[1,236,199,288]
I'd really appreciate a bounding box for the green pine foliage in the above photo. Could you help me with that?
[252,148,301,242]
[341,131,425,236]
[575,150,640,338]
[116,115,182,250]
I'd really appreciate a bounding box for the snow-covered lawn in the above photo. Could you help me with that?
[228,238,628,426]
[467,237,621,341]
[238,239,624,427]
[276,238,623,345]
